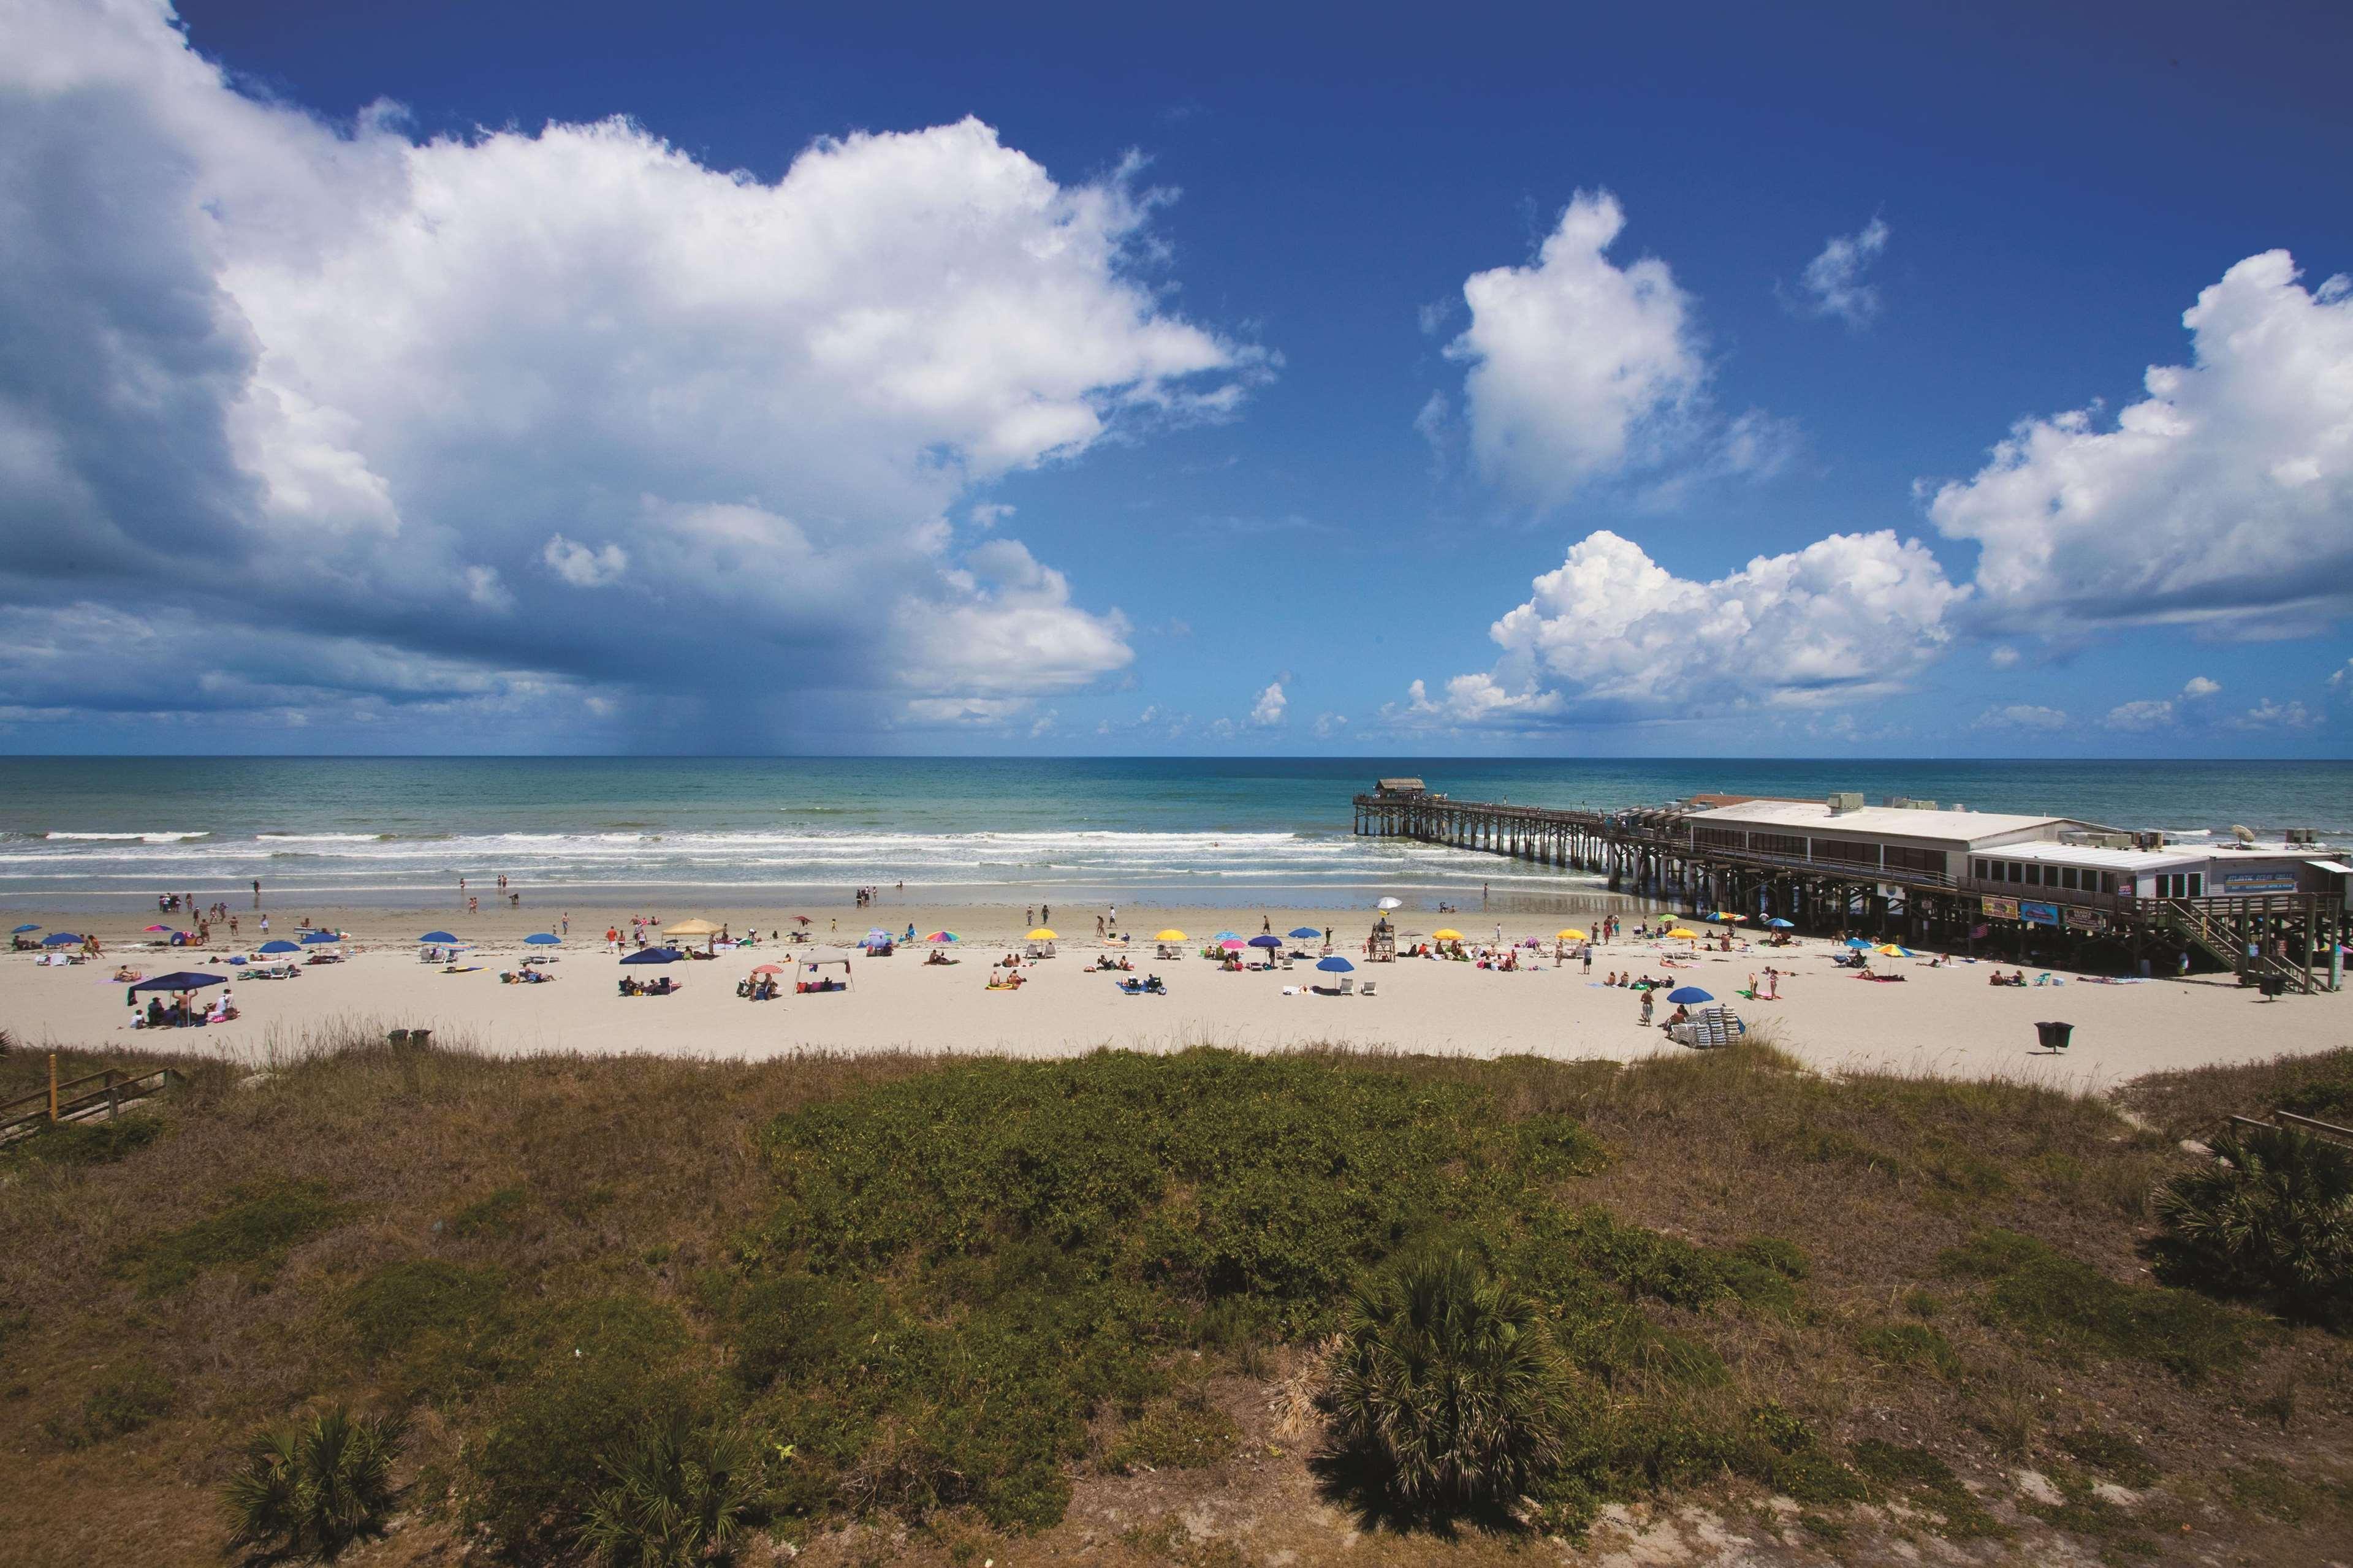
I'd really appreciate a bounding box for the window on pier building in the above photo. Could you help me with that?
[1882,845,1945,876]
[1972,857,1991,880]
[1752,832,1806,857]
[2005,862,2022,882]
[1693,827,1745,852]
[1809,837,1879,867]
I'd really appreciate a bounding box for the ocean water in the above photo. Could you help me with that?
[1,756,2346,911]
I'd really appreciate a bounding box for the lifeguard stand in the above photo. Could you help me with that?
[1367,916,1397,963]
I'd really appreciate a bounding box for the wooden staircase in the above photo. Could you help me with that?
[0,1064,182,1144]
[2148,898,2320,994]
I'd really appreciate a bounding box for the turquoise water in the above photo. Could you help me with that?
[1,757,2346,910]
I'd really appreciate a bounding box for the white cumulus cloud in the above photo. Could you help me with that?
[542,534,629,588]
[1793,218,1890,327]
[2104,699,2176,731]
[1928,250,2353,640]
[1388,528,1961,727]
[1444,192,1713,504]
[0,0,1265,743]
[1250,681,1287,726]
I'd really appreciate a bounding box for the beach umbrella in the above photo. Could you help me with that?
[1432,928,1463,941]
[258,939,301,954]
[1666,986,1714,1004]
[1666,928,1698,940]
[1877,944,1916,957]
[925,931,958,943]
[1521,938,1541,947]
[1027,928,1058,940]
[751,963,785,975]
[127,971,226,993]
[1712,912,1746,922]
[667,918,721,938]
[523,933,560,945]
[620,947,683,964]
[1154,928,1187,942]
[1249,934,1282,949]
[419,931,460,944]
[1766,918,1794,929]
[43,932,83,947]
[865,928,891,939]
[791,915,812,925]
[1288,927,1322,939]
[12,923,39,933]
[302,930,341,945]
[1845,937,1872,949]
[1218,939,1245,950]
[1212,930,1240,941]
[1556,928,1587,941]
[1376,897,1402,910]
[1317,955,1355,972]
[143,923,172,933]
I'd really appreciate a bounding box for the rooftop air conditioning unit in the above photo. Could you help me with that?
[1827,792,1865,814]
[2133,831,2166,850]
[2286,828,2316,845]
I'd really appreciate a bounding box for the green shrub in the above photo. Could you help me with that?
[577,1413,761,1567]
[447,1184,529,1239]
[2150,1124,2353,1329]
[2276,1075,2353,1124]
[119,1180,344,1295]
[348,1259,504,1363]
[222,1404,405,1561]
[45,1362,173,1449]
[6,1114,163,1167]
[1104,1388,1239,1474]
[1940,1229,2256,1379]
[1328,1251,1575,1513]
[2055,1426,2159,1489]
[468,1297,699,1558]
[1850,1439,2002,1539]
[1856,1322,1964,1381]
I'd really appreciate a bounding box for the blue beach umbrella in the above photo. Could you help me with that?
[1316,955,1355,972]
[620,947,683,964]
[1666,987,1714,1004]
[258,939,301,954]
[1766,918,1794,929]
[1845,937,1872,949]
[1212,930,1240,941]
[301,930,341,945]
[418,931,460,945]
[523,933,560,945]
[43,932,83,947]
[1249,934,1282,949]
[12,923,39,933]
[127,971,225,993]
[1288,927,1322,939]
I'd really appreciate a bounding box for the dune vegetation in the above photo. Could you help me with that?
[1,1026,2349,1566]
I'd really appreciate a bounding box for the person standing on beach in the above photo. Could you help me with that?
[561,912,569,936]
[1025,906,1035,928]
[252,879,261,904]
[1041,903,1051,926]
[1638,989,1654,1026]
[606,925,620,953]
[1582,945,1592,975]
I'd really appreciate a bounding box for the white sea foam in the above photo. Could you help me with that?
[45,830,210,843]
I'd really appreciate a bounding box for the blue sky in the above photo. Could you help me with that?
[2,0,2349,756]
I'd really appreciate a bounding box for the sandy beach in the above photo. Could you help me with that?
[5,895,2345,1088]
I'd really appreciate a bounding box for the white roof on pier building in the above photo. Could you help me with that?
[1684,800,2103,849]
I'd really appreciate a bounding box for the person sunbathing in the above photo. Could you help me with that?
[113,966,142,982]
[925,949,956,966]
[986,971,1025,990]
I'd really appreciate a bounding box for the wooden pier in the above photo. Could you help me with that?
[1352,779,2346,993]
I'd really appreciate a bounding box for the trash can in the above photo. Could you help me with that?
[2035,1021,2072,1051]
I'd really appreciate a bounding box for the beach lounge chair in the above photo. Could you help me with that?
[1667,1006,1746,1050]
[1359,980,1377,997]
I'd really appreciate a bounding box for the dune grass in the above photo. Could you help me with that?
[0,1030,2347,1566]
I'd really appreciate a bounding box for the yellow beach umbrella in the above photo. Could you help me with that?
[1666,927,1698,939]
[1432,928,1464,941]
[1027,927,1059,940]
[666,918,721,937]
[1556,928,1587,941]
[1154,928,1187,941]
